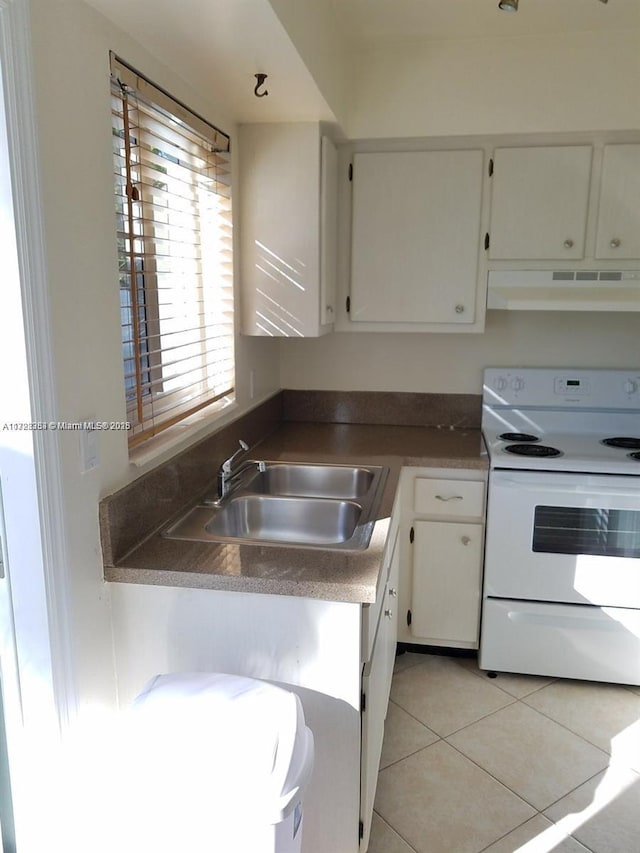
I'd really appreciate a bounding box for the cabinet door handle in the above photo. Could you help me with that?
[389,587,398,597]
[461,535,472,546]
[455,304,465,314]
[609,238,621,249]
[563,239,574,249]
[435,494,463,502]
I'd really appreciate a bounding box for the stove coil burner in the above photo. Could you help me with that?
[628,452,640,461]
[504,443,563,458]
[499,432,539,442]
[602,437,640,450]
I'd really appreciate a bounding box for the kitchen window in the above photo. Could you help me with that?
[110,54,234,448]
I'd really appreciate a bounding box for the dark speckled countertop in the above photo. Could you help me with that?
[103,420,486,604]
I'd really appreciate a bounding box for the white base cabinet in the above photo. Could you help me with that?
[360,526,399,850]
[397,468,487,650]
[109,520,399,852]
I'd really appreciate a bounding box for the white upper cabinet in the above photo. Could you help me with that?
[595,144,640,260]
[239,123,337,337]
[349,149,484,328]
[488,145,593,260]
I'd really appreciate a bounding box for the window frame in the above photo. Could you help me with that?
[110,53,235,449]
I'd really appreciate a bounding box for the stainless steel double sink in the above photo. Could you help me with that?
[162,461,389,550]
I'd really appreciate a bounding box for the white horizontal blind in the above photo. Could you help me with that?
[110,54,234,447]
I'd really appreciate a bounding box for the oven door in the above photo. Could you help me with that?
[484,470,640,608]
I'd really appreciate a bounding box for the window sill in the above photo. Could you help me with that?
[128,397,238,470]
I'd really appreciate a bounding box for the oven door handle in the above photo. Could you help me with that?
[493,476,640,499]
[508,609,625,632]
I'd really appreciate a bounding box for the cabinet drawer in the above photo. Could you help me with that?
[414,478,484,518]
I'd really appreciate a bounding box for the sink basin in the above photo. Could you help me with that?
[163,461,389,551]
[205,495,361,546]
[243,462,377,499]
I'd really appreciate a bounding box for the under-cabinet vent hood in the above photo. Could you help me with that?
[487,269,640,312]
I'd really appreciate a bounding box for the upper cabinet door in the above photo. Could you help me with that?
[239,123,335,337]
[488,146,593,260]
[595,144,640,260]
[350,149,484,324]
[320,136,338,326]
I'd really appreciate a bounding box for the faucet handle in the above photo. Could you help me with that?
[222,439,249,473]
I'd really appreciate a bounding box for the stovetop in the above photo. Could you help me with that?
[482,368,640,475]
[483,429,640,474]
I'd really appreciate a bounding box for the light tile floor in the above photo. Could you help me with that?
[369,653,640,853]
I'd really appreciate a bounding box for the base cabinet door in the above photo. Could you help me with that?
[411,520,483,645]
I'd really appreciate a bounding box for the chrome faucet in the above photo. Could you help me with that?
[217,439,265,501]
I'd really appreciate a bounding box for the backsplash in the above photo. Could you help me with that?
[283,390,481,429]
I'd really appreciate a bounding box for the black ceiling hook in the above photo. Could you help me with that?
[254,73,269,98]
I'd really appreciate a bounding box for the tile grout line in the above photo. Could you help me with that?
[385,698,441,738]
[441,697,611,810]
[453,658,560,702]
[372,808,420,853]
[474,813,539,853]
[454,661,640,774]
[437,734,599,853]
[519,695,639,768]
[379,736,444,772]
[473,810,599,853]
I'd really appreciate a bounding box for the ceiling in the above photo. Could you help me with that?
[332,0,640,43]
[84,0,639,125]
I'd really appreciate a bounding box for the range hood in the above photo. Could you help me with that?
[487,269,640,312]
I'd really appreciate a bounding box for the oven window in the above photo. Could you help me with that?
[533,506,640,558]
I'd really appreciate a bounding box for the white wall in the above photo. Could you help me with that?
[26,0,280,715]
[279,311,640,395]
[349,29,640,139]
[267,0,352,131]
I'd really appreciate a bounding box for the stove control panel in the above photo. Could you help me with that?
[484,368,640,408]
[554,377,590,395]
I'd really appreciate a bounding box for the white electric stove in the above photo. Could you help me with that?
[479,367,640,686]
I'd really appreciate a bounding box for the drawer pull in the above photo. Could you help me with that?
[435,494,464,502]
[461,535,472,546]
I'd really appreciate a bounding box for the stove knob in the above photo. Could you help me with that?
[494,377,507,392]
[511,377,525,392]
[623,379,638,395]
